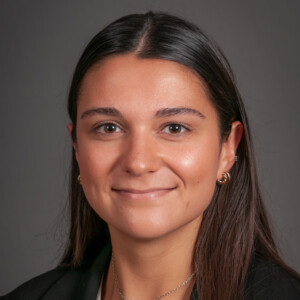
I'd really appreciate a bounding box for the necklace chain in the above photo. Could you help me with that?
[112,253,195,300]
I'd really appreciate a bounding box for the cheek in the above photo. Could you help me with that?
[168,140,220,210]
[77,149,102,181]
[171,141,220,184]
[75,141,117,194]
[75,142,118,221]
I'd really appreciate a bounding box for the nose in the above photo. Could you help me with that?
[120,132,161,176]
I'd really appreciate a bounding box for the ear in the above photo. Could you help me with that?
[217,121,243,180]
[67,123,79,161]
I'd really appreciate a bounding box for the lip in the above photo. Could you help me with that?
[111,187,176,200]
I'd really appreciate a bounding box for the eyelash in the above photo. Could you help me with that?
[93,121,191,135]
[93,121,122,134]
[160,122,191,134]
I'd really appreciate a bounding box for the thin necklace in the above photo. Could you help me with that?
[112,253,195,300]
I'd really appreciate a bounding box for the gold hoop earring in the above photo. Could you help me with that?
[217,172,231,184]
[77,174,82,185]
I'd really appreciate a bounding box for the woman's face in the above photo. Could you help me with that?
[68,54,240,240]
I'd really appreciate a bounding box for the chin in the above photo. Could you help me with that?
[107,213,202,242]
[127,225,174,241]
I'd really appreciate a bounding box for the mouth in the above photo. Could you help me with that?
[111,187,177,200]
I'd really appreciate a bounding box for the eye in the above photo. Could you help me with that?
[161,123,189,134]
[95,122,122,134]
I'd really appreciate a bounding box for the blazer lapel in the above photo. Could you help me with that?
[42,244,111,300]
[79,244,112,300]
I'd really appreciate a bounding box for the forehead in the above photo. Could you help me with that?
[77,54,215,118]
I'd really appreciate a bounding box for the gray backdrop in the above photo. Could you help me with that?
[0,0,299,295]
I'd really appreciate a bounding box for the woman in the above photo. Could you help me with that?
[2,11,300,300]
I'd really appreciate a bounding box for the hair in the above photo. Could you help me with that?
[62,11,299,299]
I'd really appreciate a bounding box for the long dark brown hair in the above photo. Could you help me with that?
[61,11,299,299]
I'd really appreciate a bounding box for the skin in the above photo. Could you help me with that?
[67,54,243,299]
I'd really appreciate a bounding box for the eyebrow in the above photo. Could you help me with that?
[81,107,121,119]
[81,106,205,119]
[155,107,206,119]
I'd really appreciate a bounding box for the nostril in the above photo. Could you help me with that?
[120,147,161,176]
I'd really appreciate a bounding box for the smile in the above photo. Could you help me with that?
[111,187,177,200]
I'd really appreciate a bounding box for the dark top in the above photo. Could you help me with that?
[1,244,300,300]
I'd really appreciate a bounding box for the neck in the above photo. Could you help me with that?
[103,219,200,300]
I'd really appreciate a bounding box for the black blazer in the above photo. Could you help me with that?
[1,244,300,300]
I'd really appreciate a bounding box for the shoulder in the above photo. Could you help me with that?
[0,267,70,300]
[1,244,112,300]
[0,266,87,300]
[244,255,300,300]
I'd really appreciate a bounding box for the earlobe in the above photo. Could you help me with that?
[217,121,243,178]
[66,123,79,159]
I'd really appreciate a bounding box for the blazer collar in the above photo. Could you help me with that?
[80,243,112,299]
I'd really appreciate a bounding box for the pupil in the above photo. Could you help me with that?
[106,124,115,132]
[170,124,180,132]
